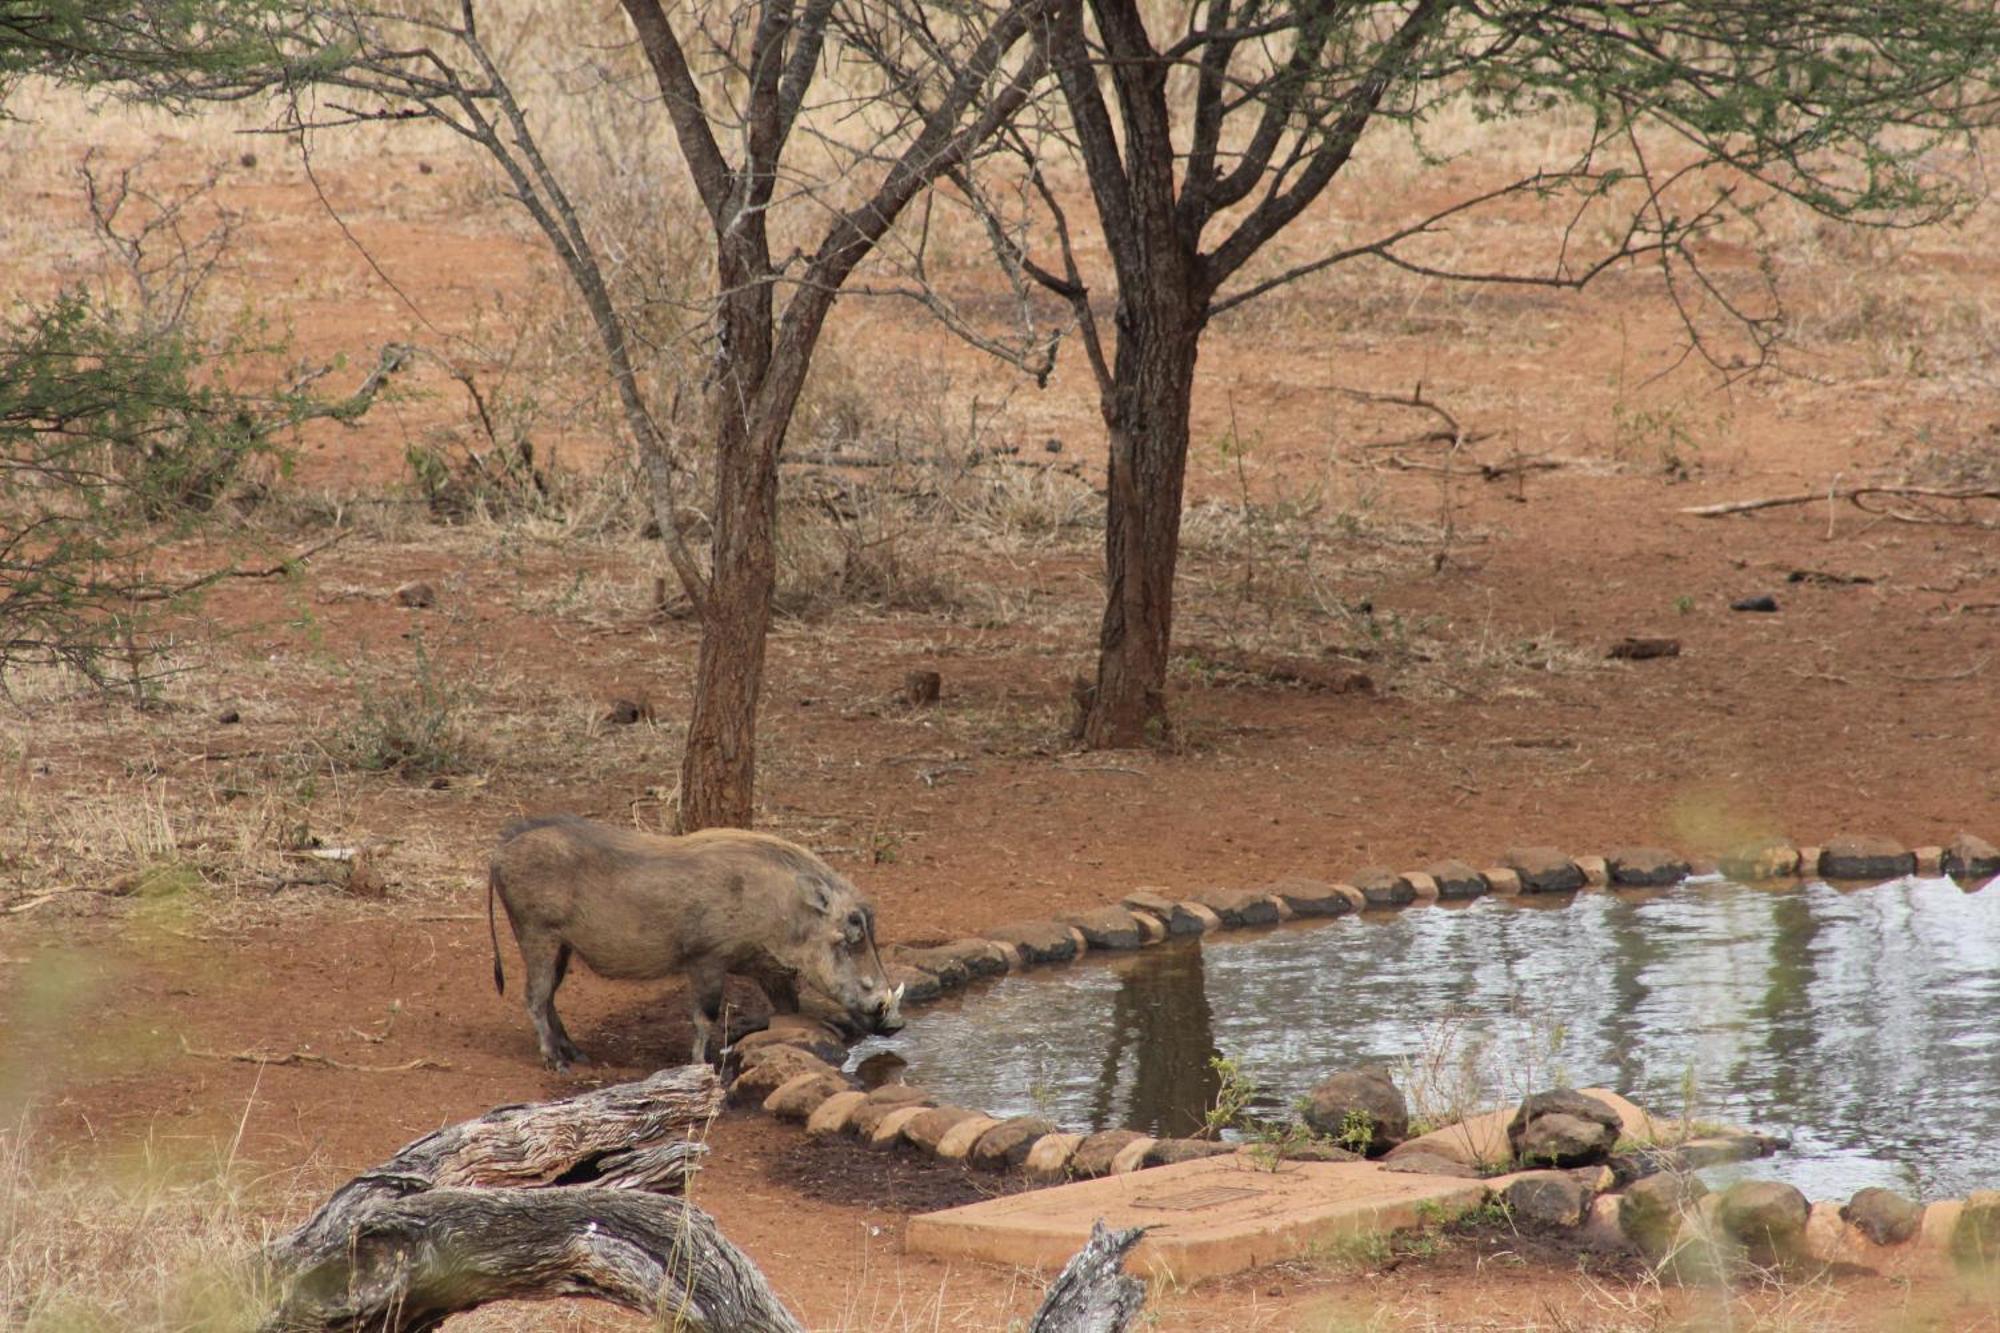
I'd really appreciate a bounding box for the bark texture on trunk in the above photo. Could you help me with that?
[1079,294,1203,748]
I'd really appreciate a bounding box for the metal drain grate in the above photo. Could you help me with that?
[1129,1185,1265,1211]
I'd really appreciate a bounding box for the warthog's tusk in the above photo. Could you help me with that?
[885,982,906,1020]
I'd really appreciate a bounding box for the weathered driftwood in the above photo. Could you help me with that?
[265,1066,1147,1333]
[1028,1221,1148,1333]
[267,1067,738,1329]
[264,1187,804,1333]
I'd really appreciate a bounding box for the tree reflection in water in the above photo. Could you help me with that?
[1088,941,1223,1137]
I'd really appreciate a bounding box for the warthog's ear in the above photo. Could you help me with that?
[803,876,839,916]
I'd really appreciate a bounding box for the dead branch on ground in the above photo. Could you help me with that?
[1681,484,2000,520]
[260,1066,1149,1332]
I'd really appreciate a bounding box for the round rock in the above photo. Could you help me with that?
[1606,847,1691,888]
[1302,1065,1407,1155]
[764,1071,852,1121]
[1500,847,1585,894]
[901,1106,986,1155]
[1507,1089,1622,1167]
[1505,1171,1592,1228]
[1718,1179,1811,1266]
[1620,1171,1709,1260]
[969,1116,1059,1171]
[983,921,1079,965]
[1071,1129,1149,1178]
[1818,835,1916,881]
[1842,1186,1923,1247]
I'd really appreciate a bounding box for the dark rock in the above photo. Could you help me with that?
[1167,902,1220,935]
[1064,905,1144,950]
[888,945,971,991]
[1122,889,1177,918]
[1302,1065,1407,1154]
[1423,860,1488,900]
[393,579,435,608]
[1071,1130,1149,1178]
[982,920,1078,965]
[1501,848,1585,894]
[1261,877,1354,917]
[902,1106,984,1154]
[938,938,1011,979]
[765,1071,851,1121]
[1720,841,1800,881]
[1677,1134,1788,1169]
[1506,1171,1592,1228]
[1717,1179,1811,1266]
[885,963,941,1004]
[733,1025,847,1067]
[969,1116,1059,1171]
[1351,867,1415,909]
[1607,637,1681,660]
[1818,835,1915,881]
[1952,1190,2000,1271]
[1943,832,2000,879]
[1606,847,1691,888]
[1381,1152,1480,1179]
[1730,594,1779,613]
[1198,888,1283,927]
[1515,1114,1618,1169]
[903,670,942,706]
[849,1084,937,1138]
[1143,1138,1238,1168]
[217,708,241,725]
[1842,1187,1923,1246]
[603,698,652,725]
[1620,1171,1709,1260]
[1508,1090,1622,1167]
[852,1051,908,1090]
[731,1047,840,1104]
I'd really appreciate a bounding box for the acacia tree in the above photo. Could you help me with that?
[1007,0,2000,746]
[0,1,403,697]
[210,0,1055,827]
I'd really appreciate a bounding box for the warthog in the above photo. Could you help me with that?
[488,815,904,1069]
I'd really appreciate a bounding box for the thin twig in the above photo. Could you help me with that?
[179,1035,451,1073]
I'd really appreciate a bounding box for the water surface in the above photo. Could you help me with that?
[850,876,2000,1200]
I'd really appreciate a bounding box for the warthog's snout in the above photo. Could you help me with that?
[870,982,906,1035]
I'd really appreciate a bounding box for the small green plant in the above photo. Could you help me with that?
[1333,1107,1376,1156]
[1202,1058,1334,1171]
[334,636,479,779]
[1200,1056,1255,1140]
[1674,594,1696,615]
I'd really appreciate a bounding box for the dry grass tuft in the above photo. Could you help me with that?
[0,1120,278,1332]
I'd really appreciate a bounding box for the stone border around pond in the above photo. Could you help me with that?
[726,829,2000,1275]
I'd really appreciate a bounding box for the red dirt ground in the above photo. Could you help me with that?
[5,95,2000,1332]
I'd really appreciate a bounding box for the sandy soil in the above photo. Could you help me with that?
[4,78,2000,1333]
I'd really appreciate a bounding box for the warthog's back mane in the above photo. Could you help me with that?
[498,815,843,886]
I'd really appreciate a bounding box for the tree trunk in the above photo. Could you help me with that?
[679,429,779,831]
[1080,299,1201,749]
[679,242,779,832]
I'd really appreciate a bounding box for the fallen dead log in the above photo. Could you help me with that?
[274,1066,720,1266]
[264,1066,1150,1333]
[265,1188,803,1333]
[1029,1221,1148,1333]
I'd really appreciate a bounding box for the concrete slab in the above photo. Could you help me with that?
[905,1153,1488,1283]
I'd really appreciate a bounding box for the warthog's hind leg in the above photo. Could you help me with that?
[688,959,726,1066]
[520,933,587,1071]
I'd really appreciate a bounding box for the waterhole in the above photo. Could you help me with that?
[851,876,2000,1200]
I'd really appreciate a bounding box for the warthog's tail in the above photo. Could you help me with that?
[488,863,506,996]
